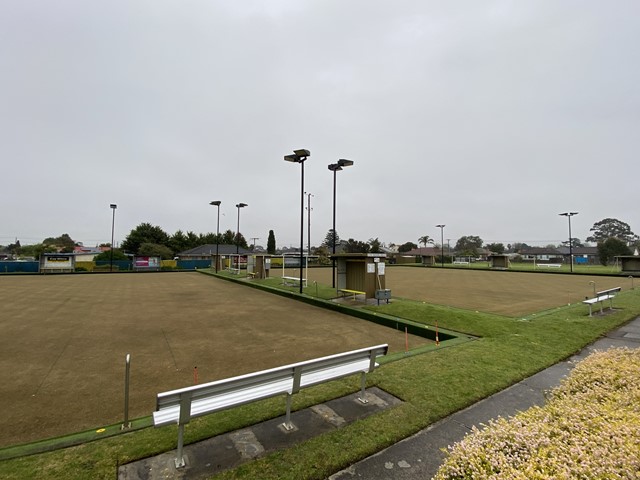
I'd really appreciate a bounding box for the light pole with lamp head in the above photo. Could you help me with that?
[436,224,445,267]
[235,203,248,271]
[210,201,221,273]
[284,149,311,294]
[559,212,578,272]
[328,159,354,288]
[110,204,117,272]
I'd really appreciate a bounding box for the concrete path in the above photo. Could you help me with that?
[329,317,640,479]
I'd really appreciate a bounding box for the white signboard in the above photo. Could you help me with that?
[377,262,385,275]
[367,263,375,273]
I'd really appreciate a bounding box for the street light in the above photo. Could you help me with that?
[436,224,445,267]
[328,159,354,288]
[284,148,311,294]
[110,204,117,272]
[210,201,221,273]
[559,212,578,272]
[235,203,248,272]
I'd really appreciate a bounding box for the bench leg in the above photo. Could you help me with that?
[282,393,295,431]
[175,423,186,468]
[357,372,368,404]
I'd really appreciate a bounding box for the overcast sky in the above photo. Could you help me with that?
[2,1,638,250]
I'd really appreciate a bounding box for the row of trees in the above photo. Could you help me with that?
[3,217,638,263]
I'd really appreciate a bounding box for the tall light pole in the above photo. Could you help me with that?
[235,203,248,271]
[210,201,221,273]
[436,224,445,267]
[328,159,354,288]
[284,149,310,294]
[110,204,117,272]
[559,212,578,272]
[305,192,314,256]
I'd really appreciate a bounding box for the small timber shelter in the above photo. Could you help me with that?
[247,254,271,279]
[618,255,640,274]
[330,253,387,299]
[489,254,510,270]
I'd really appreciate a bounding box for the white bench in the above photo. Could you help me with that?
[226,267,241,275]
[452,260,469,265]
[153,344,388,468]
[339,288,366,301]
[582,287,621,316]
[281,275,306,287]
[537,263,561,268]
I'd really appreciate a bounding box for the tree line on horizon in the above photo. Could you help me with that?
[2,217,639,266]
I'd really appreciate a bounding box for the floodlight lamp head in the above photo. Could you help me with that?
[436,224,445,228]
[337,159,354,167]
[236,203,248,208]
[284,154,299,163]
[210,201,221,206]
[293,149,310,157]
[110,204,117,209]
[328,163,342,172]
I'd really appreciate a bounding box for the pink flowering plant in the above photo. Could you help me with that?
[434,347,640,479]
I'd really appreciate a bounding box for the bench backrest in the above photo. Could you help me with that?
[596,287,621,296]
[154,344,388,427]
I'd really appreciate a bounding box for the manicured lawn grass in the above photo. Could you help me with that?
[2,278,639,479]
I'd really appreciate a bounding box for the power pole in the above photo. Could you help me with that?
[250,237,260,250]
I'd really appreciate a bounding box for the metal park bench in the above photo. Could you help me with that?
[582,287,621,316]
[153,344,388,468]
[537,263,562,268]
[281,275,306,287]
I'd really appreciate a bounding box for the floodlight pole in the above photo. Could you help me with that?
[236,203,247,270]
[284,149,311,294]
[210,201,221,272]
[559,212,578,272]
[436,224,445,267]
[305,192,313,256]
[328,159,354,289]
[110,204,117,272]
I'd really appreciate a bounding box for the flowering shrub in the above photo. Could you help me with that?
[434,347,640,479]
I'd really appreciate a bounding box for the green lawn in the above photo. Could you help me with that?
[2,277,639,479]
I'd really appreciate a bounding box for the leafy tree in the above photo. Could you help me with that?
[455,235,483,255]
[121,223,170,255]
[485,243,505,254]
[221,229,236,245]
[511,242,529,253]
[561,238,584,248]
[345,238,370,253]
[138,242,174,260]
[586,218,638,244]
[7,240,21,253]
[368,237,382,253]
[168,230,190,254]
[267,230,276,254]
[17,243,57,259]
[418,235,435,248]
[597,238,631,266]
[234,232,248,249]
[398,241,418,253]
[94,249,129,262]
[322,229,340,249]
